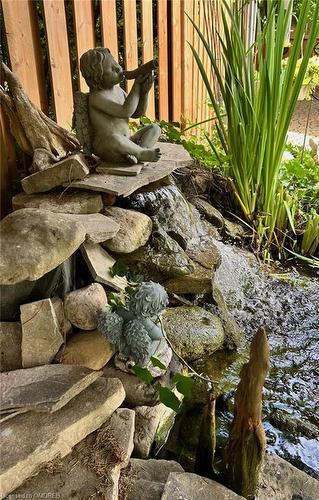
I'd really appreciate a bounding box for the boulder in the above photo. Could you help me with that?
[0,322,22,372]
[0,365,101,419]
[191,197,225,228]
[162,472,244,499]
[20,299,64,368]
[164,262,213,295]
[257,453,319,500]
[103,207,152,253]
[63,283,108,330]
[51,297,72,339]
[21,154,89,194]
[134,401,179,458]
[80,241,127,291]
[60,330,114,370]
[58,213,120,243]
[103,364,159,407]
[12,190,103,214]
[0,209,86,285]
[119,458,184,500]
[162,306,225,361]
[0,377,125,498]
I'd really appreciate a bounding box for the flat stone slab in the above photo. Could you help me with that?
[0,365,101,419]
[81,241,127,291]
[158,142,193,167]
[0,208,86,285]
[0,377,125,498]
[65,160,179,196]
[0,322,22,372]
[162,472,244,499]
[59,213,120,243]
[12,190,103,214]
[20,298,64,368]
[96,162,144,176]
[22,154,89,194]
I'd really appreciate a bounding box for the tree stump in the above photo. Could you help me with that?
[0,62,79,172]
[223,327,269,499]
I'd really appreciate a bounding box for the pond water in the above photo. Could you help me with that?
[204,240,319,478]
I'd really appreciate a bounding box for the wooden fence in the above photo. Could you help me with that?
[1,0,226,216]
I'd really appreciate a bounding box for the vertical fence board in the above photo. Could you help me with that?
[43,0,74,128]
[1,0,46,110]
[100,0,118,60]
[171,0,182,122]
[123,0,138,92]
[157,0,169,121]
[182,0,193,127]
[0,109,16,218]
[141,0,155,119]
[73,0,95,92]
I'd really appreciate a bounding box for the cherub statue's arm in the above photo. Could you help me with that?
[132,73,154,118]
[90,80,141,118]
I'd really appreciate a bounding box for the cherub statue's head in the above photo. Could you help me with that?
[80,47,123,90]
[128,281,169,319]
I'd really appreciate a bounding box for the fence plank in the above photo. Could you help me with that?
[170,0,182,122]
[0,109,16,218]
[157,0,169,121]
[43,0,74,129]
[141,0,155,119]
[1,0,46,110]
[73,0,96,92]
[123,0,138,92]
[100,0,118,60]
[182,0,193,126]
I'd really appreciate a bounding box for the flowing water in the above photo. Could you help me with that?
[127,182,319,476]
[206,240,319,478]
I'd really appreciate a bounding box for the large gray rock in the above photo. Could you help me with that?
[162,306,225,361]
[103,207,152,253]
[0,365,101,418]
[257,453,319,499]
[0,209,86,285]
[164,261,213,294]
[21,154,89,194]
[59,213,120,243]
[134,401,179,458]
[162,472,244,499]
[51,296,72,339]
[0,377,125,498]
[191,197,225,228]
[119,458,184,500]
[0,322,22,372]
[12,190,103,214]
[20,299,64,368]
[80,241,127,291]
[103,364,159,407]
[63,283,108,330]
[60,330,114,370]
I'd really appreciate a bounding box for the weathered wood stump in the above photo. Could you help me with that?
[0,62,79,172]
[223,327,270,499]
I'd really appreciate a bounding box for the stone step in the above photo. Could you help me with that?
[0,365,102,421]
[0,377,125,498]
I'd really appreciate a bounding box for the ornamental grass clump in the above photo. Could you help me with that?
[189,0,319,262]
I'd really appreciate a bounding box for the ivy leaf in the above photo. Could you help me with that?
[172,373,194,399]
[150,356,167,370]
[131,366,154,384]
[159,387,181,412]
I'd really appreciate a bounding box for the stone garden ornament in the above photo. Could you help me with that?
[98,281,169,366]
[76,47,161,165]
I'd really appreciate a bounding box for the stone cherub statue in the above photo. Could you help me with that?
[76,47,161,165]
[98,281,169,366]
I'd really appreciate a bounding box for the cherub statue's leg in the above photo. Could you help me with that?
[131,124,161,148]
[94,133,161,163]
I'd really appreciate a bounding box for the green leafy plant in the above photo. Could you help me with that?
[189,0,319,262]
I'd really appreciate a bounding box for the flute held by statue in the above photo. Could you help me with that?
[124,59,158,80]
